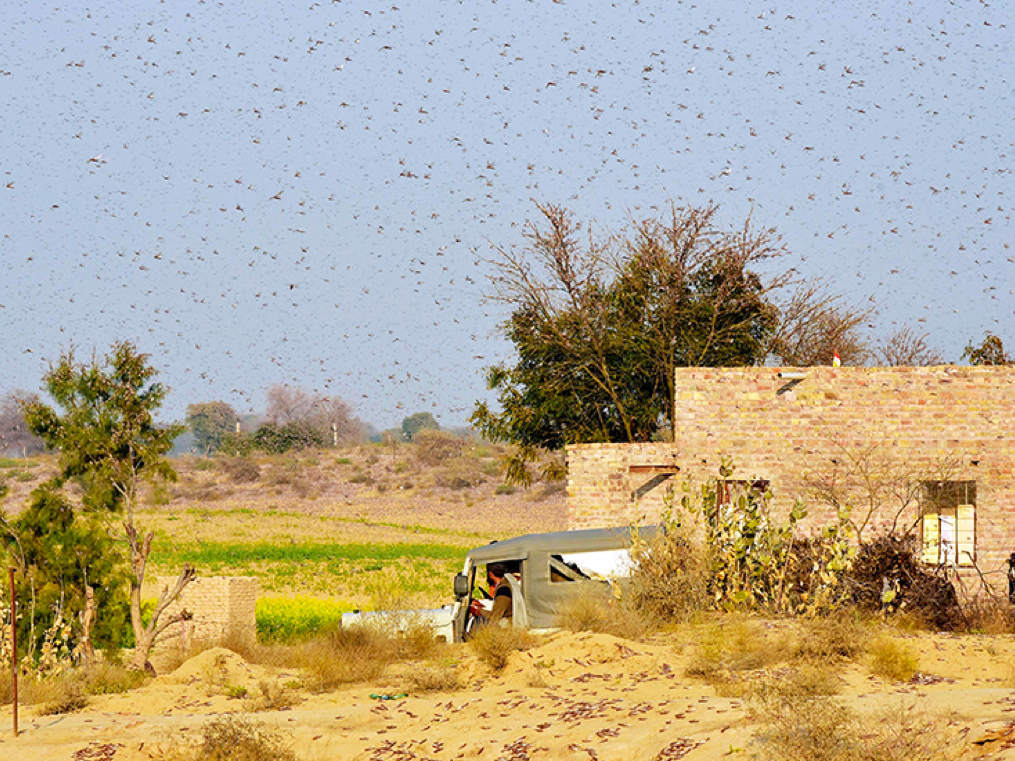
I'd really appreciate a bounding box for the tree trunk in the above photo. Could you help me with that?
[79,585,96,667]
[125,519,195,674]
[129,628,157,674]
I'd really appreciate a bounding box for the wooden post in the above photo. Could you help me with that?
[9,567,17,738]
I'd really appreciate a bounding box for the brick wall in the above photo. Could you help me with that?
[567,366,1015,593]
[153,575,259,650]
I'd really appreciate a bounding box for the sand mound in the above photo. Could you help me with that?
[499,631,673,687]
[164,646,258,686]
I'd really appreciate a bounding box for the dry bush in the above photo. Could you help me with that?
[170,716,299,761]
[848,534,961,630]
[751,692,964,761]
[628,527,709,623]
[413,429,465,466]
[555,590,650,640]
[433,457,486,489]
[407,663,460,692]
[866,637,918,682]
[297,627,394,689]
[955,596,1015,634]
[295,623,441,691]
[244,680,300,711]
[685,618,786,687]
[468,625,537,671]
[219,456,261,483]
[793,610,872,661]
[33,679,89,715]
[0,662,146,708]
[264,461,313,496]
[80,661,148,695]
[750,662,842,701]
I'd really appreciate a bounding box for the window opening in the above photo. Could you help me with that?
[921,480,976,566]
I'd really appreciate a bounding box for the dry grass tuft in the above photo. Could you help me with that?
[0,662,147,710]
[555,590,651,640]
[957,597,1015,634]
[167,715,299,761]
[34,682,89,716]
[292,622,443,691]
[793,610,872,661]
[866,637,919,682]
[686,618,785,679]
[628,526,709,624]
[468,625,537,671]
[220,456,261,483]
[751,691,965,761]
[749,662,842,701]
[244,680,301,711]
[407,663,460,693]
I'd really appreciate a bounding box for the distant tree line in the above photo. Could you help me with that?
[185,385,367,455]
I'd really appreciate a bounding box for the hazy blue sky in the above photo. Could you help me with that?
[2,1,1011,428]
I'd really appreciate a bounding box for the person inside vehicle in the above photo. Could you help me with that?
[469,561,519,625]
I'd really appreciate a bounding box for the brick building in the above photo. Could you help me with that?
[567,366,1015,593]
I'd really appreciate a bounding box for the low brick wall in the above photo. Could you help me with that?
[153,575,259,650]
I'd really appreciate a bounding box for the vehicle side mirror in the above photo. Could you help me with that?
[454,573,470,598]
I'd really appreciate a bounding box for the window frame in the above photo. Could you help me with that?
[920,480,976,567]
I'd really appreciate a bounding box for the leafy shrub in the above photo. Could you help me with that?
[218,432,255,456]
[79,661,148,695]
[468,625,536,671]
[494,483,516,495]
[656,470,853,617]
[256,597,349,643]
[253,422,325,454]
[413,429,465,466]
[149,481,172,505]
[220,456,260,483]
[867,637,918,682]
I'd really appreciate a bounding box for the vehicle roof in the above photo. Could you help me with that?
[465,525,661,563]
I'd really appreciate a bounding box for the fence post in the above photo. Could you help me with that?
[9,567,16,738]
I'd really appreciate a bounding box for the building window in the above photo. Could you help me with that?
[921,480,976,566]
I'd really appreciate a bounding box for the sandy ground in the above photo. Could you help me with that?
[3,631,1015,761]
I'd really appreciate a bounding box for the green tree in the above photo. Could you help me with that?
[1,486,128,660]
[186,401,238,453]
[962,332,1011,365]
[23,341,194,672]
[401,411,440,440]
[471,202,780,482]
